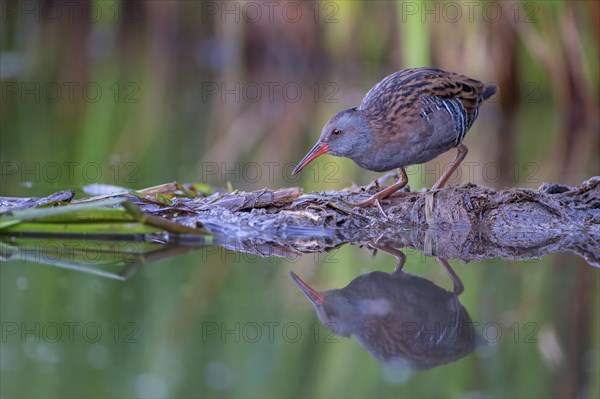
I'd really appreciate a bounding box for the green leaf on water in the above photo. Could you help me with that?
[0,197,210,236]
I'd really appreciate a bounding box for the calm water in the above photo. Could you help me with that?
[1,2,597,396]
[1,238,598,398]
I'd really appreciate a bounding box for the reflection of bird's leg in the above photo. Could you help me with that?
[432,144,468,190]
[370,240,407,272]
[393,249,407,272]
[436,258,464,295]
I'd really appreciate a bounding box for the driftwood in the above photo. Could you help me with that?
[2,177,598,267]
[149,177,599,267]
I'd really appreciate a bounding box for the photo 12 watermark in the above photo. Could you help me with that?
[2,241,143,267]
[197,1,340,24]
[197,320,540,344]
[398,1,539,24]
[1,81,140,104]
[1,1,139,23]
[0,1,341,25]
[1,321,141,344]
[198,161,339,185]
[200,245,341,265]
[195,160,540,186]
[404,161,541,186]
[1,161,140,185]
[200,81,339,104]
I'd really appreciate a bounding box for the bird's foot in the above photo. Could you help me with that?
[349,195,379,208]
[349,190,412,208]
[350,168,412,208]
[363,171,407,194]
[374,199,388,219]
[346,197,389,217]
[364,178,381,194]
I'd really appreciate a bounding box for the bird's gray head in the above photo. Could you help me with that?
[320,108,372,157]
[314,291,358,338]
[289,272,358,337]
[292,108,373,175]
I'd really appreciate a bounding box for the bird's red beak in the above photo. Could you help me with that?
[291,142,329,175]
[289,272,325,305]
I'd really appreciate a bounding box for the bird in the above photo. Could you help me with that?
[291,67,496,207]
[290,251,479,370]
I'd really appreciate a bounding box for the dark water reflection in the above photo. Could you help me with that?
[290,246,479,370]
[0,233,598,398]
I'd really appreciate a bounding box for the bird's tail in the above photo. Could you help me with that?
[481,85,497,100]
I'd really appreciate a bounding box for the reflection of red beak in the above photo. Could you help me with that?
[292,142,329,175]
[289,272,325,305]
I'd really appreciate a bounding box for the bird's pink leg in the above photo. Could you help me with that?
[432,144,468,190]
[436,258,464,295]
[369,241,407,272]
[352,167,409,207]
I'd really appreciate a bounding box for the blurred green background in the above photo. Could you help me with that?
[1,0,599,398]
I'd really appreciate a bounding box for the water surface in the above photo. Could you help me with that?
[1,235,597,398]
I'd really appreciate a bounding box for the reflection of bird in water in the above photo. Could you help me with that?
[290,246,479,370]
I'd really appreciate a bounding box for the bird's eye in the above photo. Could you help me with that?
[331,129,342,136]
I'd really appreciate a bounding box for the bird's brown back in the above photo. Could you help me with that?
[359,67,494,129]
[357,296,477,369]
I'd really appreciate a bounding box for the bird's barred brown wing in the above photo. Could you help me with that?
[359,67,494,145]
